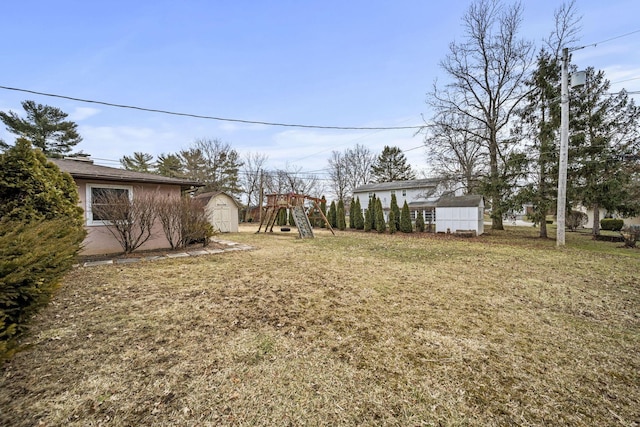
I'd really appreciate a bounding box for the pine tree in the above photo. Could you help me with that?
[400,201,413,232]
[375,198,386,233]
[370,146,416,183]
[415,210,425,232]
[120,152,155,173]
[390,193,401,231]
[0,100,82,157]
[156,153,184,178]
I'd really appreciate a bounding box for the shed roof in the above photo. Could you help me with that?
[50,158,202,189]
[436,195,484,208]
[194,191,242,208]
[353,178,440,193]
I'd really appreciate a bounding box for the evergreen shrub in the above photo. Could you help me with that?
[600,218,624,231]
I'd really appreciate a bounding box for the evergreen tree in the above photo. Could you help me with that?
[277,208,287,226]
[0,139,85,360]
[514,50,561,238]
[337,199,346,230]
[390,193,401,231]
[569,68,640,236]
[120,152,155,173]
[369,194,377,230]
[375,198,386,233]
[328,201,337,228]
[353,197,365,230]
[388,210,397,234]
[415,210,425,232]
[370,146,416,183]
[400,201,413,232]
[156,153,184,178]
[364,207,372,232]
[348,200,355,229]
[320,196,327,228]
[0,100,82,157]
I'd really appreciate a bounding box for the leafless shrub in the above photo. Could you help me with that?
[156,196,215,249]
[566,210,588,232]
[91,189,157,253]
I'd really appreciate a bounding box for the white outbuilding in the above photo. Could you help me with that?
[435,195,485,236]
[195,191,241,233]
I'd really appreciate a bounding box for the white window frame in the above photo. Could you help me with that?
[86,183,133,226]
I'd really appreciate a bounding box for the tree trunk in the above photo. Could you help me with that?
[592,203,600,237]
[489,133,504,230]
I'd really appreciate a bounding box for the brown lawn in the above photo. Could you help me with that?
[1,225,638,426]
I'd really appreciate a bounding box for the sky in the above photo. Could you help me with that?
[1,0,639,181]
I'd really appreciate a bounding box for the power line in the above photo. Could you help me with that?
[572,28,640,51]
[0,85,424,131]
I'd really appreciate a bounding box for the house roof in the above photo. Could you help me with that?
[194,191,242,208]
[50,158,202,189]
[353,178,440,193]
[436,195,484,208]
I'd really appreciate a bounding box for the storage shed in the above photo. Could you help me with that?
[195,191,241,233]
[435,195,484,235]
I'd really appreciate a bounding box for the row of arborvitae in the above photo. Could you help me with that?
[0,139,87,362]
[326,194,425,233]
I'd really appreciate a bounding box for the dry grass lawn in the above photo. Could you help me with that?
[1,225,638,426]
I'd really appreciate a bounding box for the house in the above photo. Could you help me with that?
[352,178,441,221]
[578,206,640,229]
[435,195,485,235]
[50,157,201,255]
[195,191,241,233]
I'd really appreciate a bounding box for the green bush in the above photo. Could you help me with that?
[415,210,425,232]
[400,201,413,233]
[0,139,85,362]
[0,219,85,361]
[601,218,624,231]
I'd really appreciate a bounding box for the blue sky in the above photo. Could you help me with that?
[1,0,639,177]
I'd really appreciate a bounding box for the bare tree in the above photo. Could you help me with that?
[429,0,533,230]
[241,151,268,220]
[425,113,486,194]
[264,164,323,197]
[91,189,157,253]
[327,144,376,201]
[328,150,349,202]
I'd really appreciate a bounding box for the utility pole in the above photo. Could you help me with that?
[556,47,569,247]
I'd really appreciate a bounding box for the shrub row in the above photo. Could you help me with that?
[600,218,624,231]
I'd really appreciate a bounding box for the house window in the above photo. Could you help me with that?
[390,190,396,195]
[86,184,133,226]
[402,190,407,197]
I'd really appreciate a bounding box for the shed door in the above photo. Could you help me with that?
[213,201,231,232]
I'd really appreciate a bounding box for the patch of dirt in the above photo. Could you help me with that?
[78,241,229,263]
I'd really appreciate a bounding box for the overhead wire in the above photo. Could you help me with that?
[0,85,424,131]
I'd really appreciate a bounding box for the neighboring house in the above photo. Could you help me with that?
[353,179,441,222]
[578,206,640,229]
[51,157,201,255]
[195,191,241,233]
[435,195,485,235]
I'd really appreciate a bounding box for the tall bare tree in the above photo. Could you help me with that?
[424,113,486,195]
[241,151,268,220]
[429,0,533,229]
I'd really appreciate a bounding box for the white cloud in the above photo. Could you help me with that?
[69,107,101,121]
